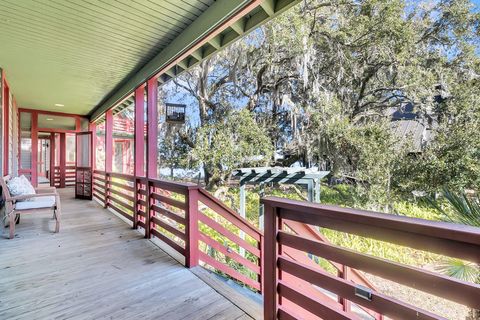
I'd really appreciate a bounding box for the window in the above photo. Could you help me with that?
[112,103,134,175]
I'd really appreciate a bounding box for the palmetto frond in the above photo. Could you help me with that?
[427,189,480,227]
[428,189,480,284]
[436,258,480,283]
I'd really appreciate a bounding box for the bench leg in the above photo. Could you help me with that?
[54,195,61,233]
[9,213,15,239]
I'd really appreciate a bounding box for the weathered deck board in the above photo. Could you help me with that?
[0,189,254,320]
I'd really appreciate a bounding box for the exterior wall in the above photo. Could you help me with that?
[1,69,19,178]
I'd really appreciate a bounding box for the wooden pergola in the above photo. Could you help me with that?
[233,167,330,229]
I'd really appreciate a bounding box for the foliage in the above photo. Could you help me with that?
[427,190,479,288]
[159,0,479,203]
[192,109,273,189]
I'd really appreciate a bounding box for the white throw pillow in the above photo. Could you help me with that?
[7,175,36,202]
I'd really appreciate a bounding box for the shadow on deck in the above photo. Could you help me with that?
[0,189,260,320]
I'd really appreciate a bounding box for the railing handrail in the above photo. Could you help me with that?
[262,196,480,244]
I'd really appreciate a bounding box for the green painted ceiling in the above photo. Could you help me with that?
[0,0,299,118]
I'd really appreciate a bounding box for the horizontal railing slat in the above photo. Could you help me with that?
[93,188,105,198]
[108,187,134,201]
[151,216,186,241]
[108,195,134,212]
[198,212,260,258]
[151,193,186,210]
[151,205,186,225]
[151,229,185,256]
[279,256,445,320]
[278,280,356,320]
[107,172,135,181]
[109,180,134,192]
[199,189,261,241]
[93,182,105,190]
[198,232,260,274]
[109,203,133,222]
[198,251,260,291]
[279,231,480,309]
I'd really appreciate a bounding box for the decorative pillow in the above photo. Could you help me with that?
[7,175,36,202]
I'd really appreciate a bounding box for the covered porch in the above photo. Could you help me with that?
[0,188,257,320]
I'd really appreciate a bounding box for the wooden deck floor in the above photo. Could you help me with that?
[0,190,254,320]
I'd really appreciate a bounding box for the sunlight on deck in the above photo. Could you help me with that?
[0,189,253,320]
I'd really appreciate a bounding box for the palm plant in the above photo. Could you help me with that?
[427,189,479,319]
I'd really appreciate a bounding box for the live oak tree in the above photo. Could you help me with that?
[160,0,479,204]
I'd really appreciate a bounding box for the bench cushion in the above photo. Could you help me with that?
[15,196,56,210]
[7,175,36,201]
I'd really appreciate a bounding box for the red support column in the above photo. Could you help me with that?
[105,110,113,173]
[145,78,158,239]
[59,133,66,188]
[146,77,158,179]
[263,202,280,320]
[31,113,38,186]
[134,85,146,229]
[89,122,96,170]
[185,187,200,268]
[49,134,55,187]
[3,76,9,175]
[134,85,145,177]
[105,110,113,209]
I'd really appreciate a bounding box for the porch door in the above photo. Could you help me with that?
[75,132,93,199]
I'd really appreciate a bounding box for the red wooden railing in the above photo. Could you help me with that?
[92,171,480,319]
[262,196,480,320]
[54,165,76,187]
[93,170,264,291]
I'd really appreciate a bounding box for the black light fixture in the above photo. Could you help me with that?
[165,103,186,124]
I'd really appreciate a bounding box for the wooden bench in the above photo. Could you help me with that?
[1,175,61,239]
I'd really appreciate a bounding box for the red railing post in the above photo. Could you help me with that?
[259,234,264,294]
[185,187,199,268]
[104,172,109,209]
[263,201,280,320]
[133,178,139,229]
[339,265,351,313]
[145,180,152,239]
